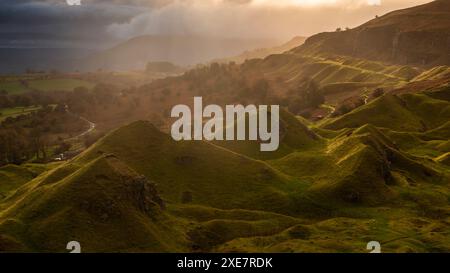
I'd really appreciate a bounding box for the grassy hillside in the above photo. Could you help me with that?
[0,155,187,252]
[1,44,449,253]
[75,121,304,212]
[0,164,57,200]
[1,92,448,252]
[0,1,449,254]
[293,0,450,66]
[213,109,323,160]
[215,36,307,64]
[321,92,450,132]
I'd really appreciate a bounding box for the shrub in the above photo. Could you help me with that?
[181,191,193,204]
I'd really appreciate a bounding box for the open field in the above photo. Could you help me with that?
[0,106,42,122]
[0,77,94,94]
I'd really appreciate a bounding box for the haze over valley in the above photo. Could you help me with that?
[0,0,449,253]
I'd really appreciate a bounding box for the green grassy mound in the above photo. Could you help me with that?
[322,93,450,132]
[0,76,449,252]
[67,121,308,213]
[0,117,448,252]
[0,155,187,252]
[216,214,450,253]
[262,54,407,89]
[214,109,323,160]
[0,163,58,201]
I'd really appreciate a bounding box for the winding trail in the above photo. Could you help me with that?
[71,116,95,140]
[65,109,96,141]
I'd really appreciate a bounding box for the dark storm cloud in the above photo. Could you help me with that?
[0,0,145,48]
[0,0,433,49]
[0,1,139,25]
[0,0,255,48]
[107,0,433,40]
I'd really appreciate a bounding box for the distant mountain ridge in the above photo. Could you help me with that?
[82,35,281,71]
[0,36,282,74]
[294,0,450,66]
[214,36,307,64]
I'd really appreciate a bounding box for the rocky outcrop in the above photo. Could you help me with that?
[131,175,166,213]
[295,0,450,66]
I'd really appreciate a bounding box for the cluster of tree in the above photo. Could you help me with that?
[286,79,325,115]
[0,90,54,109]
[0,79,159,167]
[143,63,326,122]
[0,105,86,166]
[178,62,275,105]
[0,82,131,116]
[332,97,365,117]
[331,88,385,117]
[336,27,351,32]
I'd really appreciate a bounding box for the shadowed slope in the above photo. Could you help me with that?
[0,155,187,252]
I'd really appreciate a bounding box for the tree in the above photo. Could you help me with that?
[301,78,325,108]
[29,126,49,161]
[372,88,385,98]
[288,97,303,115]
[252,79,270,103]
[287,78,324,115]
[0,95,12,108]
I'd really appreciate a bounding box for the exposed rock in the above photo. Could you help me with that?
[131,175,166,213]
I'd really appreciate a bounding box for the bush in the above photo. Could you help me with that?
[372,88,385,98]
[54,142,71,155]
[181,191,193,204]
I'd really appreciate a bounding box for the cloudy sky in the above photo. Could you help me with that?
[0,0,433,49]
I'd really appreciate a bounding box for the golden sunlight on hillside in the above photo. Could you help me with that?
[252,0,422,7]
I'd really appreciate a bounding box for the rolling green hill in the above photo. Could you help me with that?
[0,155,186,252]
[321,92,450,132]
[1,91,449,252]
[0,0,449,254]
[0,164,54,200]
[213,109,323,160]
[74,121,302,212]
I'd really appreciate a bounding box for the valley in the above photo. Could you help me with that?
[0,0,449,253]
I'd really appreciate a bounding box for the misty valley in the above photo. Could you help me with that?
[0,0,449,254]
